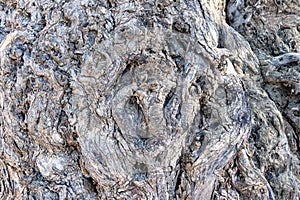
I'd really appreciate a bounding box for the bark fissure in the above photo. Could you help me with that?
[0,0,299,199]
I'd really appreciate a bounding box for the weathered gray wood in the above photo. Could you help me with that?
[0,0,299,199]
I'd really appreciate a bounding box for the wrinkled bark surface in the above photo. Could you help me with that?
[0,0,299,199]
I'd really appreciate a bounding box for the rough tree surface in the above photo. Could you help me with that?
[0,0,299,199]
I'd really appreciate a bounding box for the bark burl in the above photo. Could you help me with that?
[0,0,299,199]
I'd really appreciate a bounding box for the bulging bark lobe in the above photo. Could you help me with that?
[0,0,299,199]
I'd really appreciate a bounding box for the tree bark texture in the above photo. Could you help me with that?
[0,0,299,199]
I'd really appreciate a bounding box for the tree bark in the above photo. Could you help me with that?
[0,0,299,199]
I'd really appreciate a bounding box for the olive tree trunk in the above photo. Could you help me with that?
[0,0,299,199]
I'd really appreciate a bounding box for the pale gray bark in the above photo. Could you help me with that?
[0,0,299,199]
